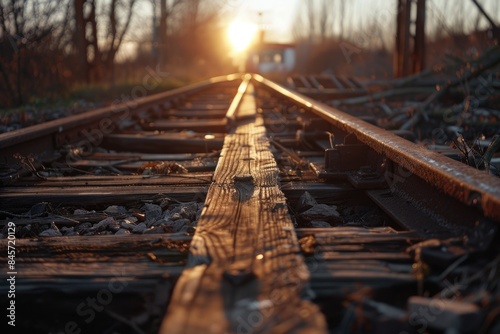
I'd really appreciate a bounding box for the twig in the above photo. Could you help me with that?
[471,0,500,41]
[399,46,500,130]
[0,210,45,218]
[269,139,308,168]
[332,87,434,106]
[50,214,80,224]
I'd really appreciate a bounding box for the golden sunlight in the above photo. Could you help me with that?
[227,20,258,53]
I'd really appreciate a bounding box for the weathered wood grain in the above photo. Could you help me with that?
[0,185,207,211]
[160,84,326,333]
[15,174,213,187]
[0,234,190,291]
[142,119,227,132]
[102,132,223,153]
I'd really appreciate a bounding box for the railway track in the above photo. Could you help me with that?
[1,73,499,333]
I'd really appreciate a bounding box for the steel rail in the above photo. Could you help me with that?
[253,74,500,223]
[0,74,243,150]
[225,73,251,126]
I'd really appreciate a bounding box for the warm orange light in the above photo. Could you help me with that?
[227,20,258,53]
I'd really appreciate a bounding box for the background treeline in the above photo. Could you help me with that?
[292,0,499,78]
[0,0,234,108]
[1,0,499,108]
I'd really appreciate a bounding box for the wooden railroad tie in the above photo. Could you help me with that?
[160,83,327,333]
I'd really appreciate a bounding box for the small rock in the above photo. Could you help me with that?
[92,217,115,232]
[115,229,130,235]
[296,192,318,213]
[75,222,92,234]
[39,222,62,237]
[161,210,171,219]
[74,209,92,215]
[166,218,190,232]
[61,226,77,236]
[39,224,50,232]
[108,222,122,233]
[119,221,136,231]
[132,222,148,234]
[104,205,128,215]
[28,202,48,217]
[300,204,342,225]
[311,220,331,228]
[169,202,198,221]
[148,219,167,227]
[142,203,162,220]
[159,198,174,209]
[170,212,182,220]
[132,212,146,222]
[179,202,198,220]
[124,216,138,224]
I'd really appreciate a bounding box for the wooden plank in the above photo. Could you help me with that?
[298,75,312,89]
[62,159,217,173]
[296,226,417,296]
[165,109,228,118]
[142,119,227,132]
[160,84,326,333]
[15,174,213,187]
[0,233,190,284]
[329,75,345,90]
[0,234,189,333]
[178,103,230,110]
[0,185,207,211]
[87,152,214,161]
[102,132,224,154]
[308,75,324,90]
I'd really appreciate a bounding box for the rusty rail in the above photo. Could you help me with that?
[253,74,500,223]
[0,74,243,151]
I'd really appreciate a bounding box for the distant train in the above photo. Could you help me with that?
[245,42,296,74]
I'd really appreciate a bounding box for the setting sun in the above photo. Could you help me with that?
[227,20,258,53]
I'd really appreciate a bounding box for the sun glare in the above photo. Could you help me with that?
[227,21,258,53]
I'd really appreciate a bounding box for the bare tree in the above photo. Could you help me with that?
[318,0,333,41]
[156,0,183,67]
[74,0,137,83]
[306,0,316,42]
[339,0,345,38]
[293,0,338,42]
[102,0,137,80]
[0,0,71,106]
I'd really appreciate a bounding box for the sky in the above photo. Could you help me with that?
[226,0,500,43]
[227,0,396,43]
[121,0,500,60]
[226,0,301,43]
